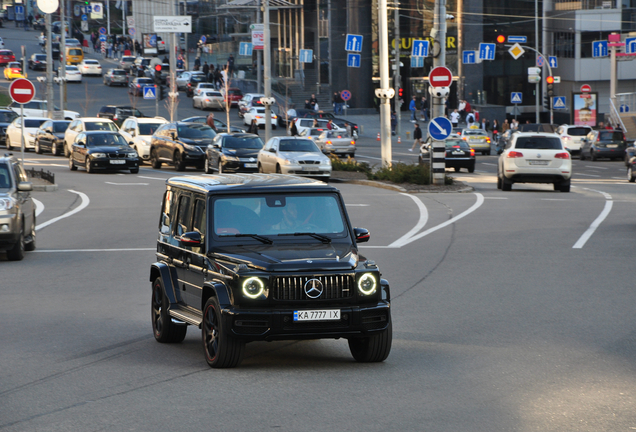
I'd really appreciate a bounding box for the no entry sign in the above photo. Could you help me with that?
[581,84,591,93]
[9,79,35,104]
[428,66,453,88]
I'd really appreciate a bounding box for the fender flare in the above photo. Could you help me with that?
[202,281,233,310]
[149,262,179,304]
[380,278,391,301]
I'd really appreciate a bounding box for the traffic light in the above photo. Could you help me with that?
[547,83,554,96]
[544,94,550,110]
[496,35,506,44]
[398,87,403,98]
[159,85,166,101]
[154,64,162,85]
[546,76,554,84]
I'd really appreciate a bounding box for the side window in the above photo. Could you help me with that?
[159,189,174,234]
[192,198,206,251]
[174,194,191,237]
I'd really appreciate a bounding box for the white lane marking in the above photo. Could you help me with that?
[35,190,89,231]
[345,204,369,206]
[387,194,429,248]
[485,197,508,199]
[138,176,168,180]
[362,193,483,248]
[24,163,67,167]
[35,248,156,253]
[572,188,612,249]
[354,154,401,163]
[542,198,571,201]
[482,162,496,166]
[585,165,608,169]
[575,173,601,177]
[612,177,626,180]
[104,182,149,185]
[32,198,44,217]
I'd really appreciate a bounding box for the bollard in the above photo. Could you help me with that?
[406,131,410,139]
[397,136,401,144]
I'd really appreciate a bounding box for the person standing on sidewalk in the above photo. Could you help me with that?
[450,109,460,128]
[420,96,429,122]
[409,96,418,122]
[410,123,422,152]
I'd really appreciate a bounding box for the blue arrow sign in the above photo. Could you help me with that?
[345,34,363,52]
[411,56,424,68]
[81,14,87,21]
[428,117,453,141]
[548,56,558,68]
[462,50,476,64]
[620,104,630,113]
[479,43,496,61]
[347,53,361,68]
[239,42,253,56]
[508,36,527,43]
[15,5,24,13]
[593,41,608,58]
[143,86,156,100]
[552,96,566,109]
[411,40,429,57]
[511,92,523,104]
[299,49,313,63]
[99,35,107,42]
[626,37,636,54]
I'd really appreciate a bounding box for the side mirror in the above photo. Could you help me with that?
[353,227,370,243]
[213,144,221,149]
[128,141,135,146]
[17,181,33,192]
[269,147,276,153]
[172,133,178,141]
[179,231,202,246]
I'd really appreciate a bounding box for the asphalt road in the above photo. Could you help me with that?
[2,27,636,432]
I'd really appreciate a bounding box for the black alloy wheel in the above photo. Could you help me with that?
[24,213,36,252]
[151,278,187,343]
[202,296,244,368]
[204,156,213,174]
[174,151,186,171]
[150,149,162,169]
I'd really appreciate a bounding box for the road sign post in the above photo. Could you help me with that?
[9,79,36,164]
[341,90,351,116]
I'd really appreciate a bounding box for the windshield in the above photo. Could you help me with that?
[566,127,591,136]
[223,136,263,149]
[463,130,487,136]
[445,140,470,149]
[85,122,118,131]
[25,119,47,128]
[213,194,347,238]
[87,134,128,147]
[67,66,78,71]
[177,124,215,139]
[279,139,320,152]
[599,131,624,141]
[138,123,163,135]
[53,121,70,132]
[0,111,18,122]
[112,70,126,75]
[0,163,11,189]
[515,137,563,149]
[137,79,153,84]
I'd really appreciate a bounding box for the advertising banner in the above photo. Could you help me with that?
[573,92,597,126]
[90,2,103,19]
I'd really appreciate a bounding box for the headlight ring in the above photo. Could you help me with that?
[242,277,265,299]
[358,273,377,295]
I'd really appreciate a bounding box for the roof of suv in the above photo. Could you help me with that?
[167,174,334,193]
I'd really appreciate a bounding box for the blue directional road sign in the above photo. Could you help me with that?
[626,37,636,54]
[200,35,206,44]
[15,5,24,14]
[299,49,313,63]
[345,34,363,52]
[552,96,566,109]
[508,36,527,43]
[428,117,453,141]
[620,104,630,113]
[99,35,107,42]
[593,40,608,57]
[548,56,558,68]
[143,86,156,100]
[411,56,424,68]
[239,42,253,56]
[511,92,523,104]
[463,50,476,64]
[479,43,496,61]
[347,53,361,68]
[411,40,429,57]
[81,14,87,21]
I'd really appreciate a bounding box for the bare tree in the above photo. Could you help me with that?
[223,62,232,131]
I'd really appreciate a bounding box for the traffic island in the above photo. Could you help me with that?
[26,168,58,192]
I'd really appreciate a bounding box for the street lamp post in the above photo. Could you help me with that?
[377,0,393,167]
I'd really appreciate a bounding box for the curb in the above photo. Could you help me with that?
[33,184,58,192]
[330,178,474,194]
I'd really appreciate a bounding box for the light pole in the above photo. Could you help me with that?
[377,0,393,167]
[263,0,272,144]
[430,0,447,186]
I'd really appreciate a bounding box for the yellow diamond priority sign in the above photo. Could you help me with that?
[508,43,525,60]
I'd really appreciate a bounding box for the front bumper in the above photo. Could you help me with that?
[88,157,139,170]
[220,159,259,172]
[280,164,331,178]
[0,213,19,250]
[225,302,391,341]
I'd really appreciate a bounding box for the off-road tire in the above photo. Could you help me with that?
[202,296,245,368]
[151,278,187,343]
[348,319,392,362]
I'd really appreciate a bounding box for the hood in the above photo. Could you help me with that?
[181,137,213,147]
[224,148,261,158]
[54,132,65,139]
[212,242,358,272]
[89,145,133,154]
[278,151,328,162]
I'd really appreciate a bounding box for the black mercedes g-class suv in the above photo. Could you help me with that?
[150,174,391,368]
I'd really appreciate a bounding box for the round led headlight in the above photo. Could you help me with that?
[358,273,377,295]
[242,277,265,299]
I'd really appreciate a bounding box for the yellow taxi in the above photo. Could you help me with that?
[63,47,84,65]
[4,62,26,80]
[461,128,492,155]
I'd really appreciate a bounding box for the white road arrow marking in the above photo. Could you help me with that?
[35,190,89,231]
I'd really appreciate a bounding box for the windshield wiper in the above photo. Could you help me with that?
[278,232,331,243]
[219,233,273,244]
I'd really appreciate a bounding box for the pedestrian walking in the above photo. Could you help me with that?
[502,119,510,133]
[206,113,218,132]
[421,96,429,122]
[450,109,460,128]
[492,119,500,143]
[466,111,476,127]
[390,110,397,135]
[248,119,259,135]
[202,61,209,80]
[409,96,418,122]
[410,123,422,152]
[289,121,299,136]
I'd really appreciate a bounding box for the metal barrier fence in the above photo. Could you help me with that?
[25,167,55,184]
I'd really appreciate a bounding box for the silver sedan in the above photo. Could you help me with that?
[257,136,331,180]
[313,130,356,157]
[193,91,225,110]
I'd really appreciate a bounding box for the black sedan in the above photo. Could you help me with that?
[69,131,139,174]
[181,116,245,133]
[128,77,155,97]
[580,130,626,161]
[0,109,18,145]
[419,138,475,173]
[27,54,47,71]
[34,120,70,156]
[149,122,216,171]
[204,133,263,174]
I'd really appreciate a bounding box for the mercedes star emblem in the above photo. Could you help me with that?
[304,279,324,299]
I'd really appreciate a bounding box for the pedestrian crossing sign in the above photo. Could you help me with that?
[511,92,522,104]
[143,86,157,100]
[552,96,566,109]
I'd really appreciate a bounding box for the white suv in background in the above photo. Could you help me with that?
[119,117,168,161]
[63,118,119,157]
[556,124,593,156]
[497,132,572,192]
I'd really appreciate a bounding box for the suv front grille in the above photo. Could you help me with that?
[298,160,320,165]
[272,275,354,301]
